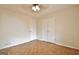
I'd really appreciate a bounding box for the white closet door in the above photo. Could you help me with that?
[39,18,55,43]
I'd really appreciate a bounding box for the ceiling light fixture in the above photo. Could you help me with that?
[32,4,40,12]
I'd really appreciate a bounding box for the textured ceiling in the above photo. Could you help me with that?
[0,4,76,19]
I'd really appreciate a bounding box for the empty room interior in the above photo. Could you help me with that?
[0,4,79,55]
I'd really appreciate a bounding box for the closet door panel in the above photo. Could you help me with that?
[41,19,48,40]
[47,19,55,42]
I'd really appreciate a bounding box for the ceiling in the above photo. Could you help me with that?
[0,4,76,19]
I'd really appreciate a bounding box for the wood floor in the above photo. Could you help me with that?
[0,40,79,55]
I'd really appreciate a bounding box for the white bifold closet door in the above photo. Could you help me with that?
[38,18,56,43]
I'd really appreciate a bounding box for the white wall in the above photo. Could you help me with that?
[0,7,36,49]
[54,5,79,49]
